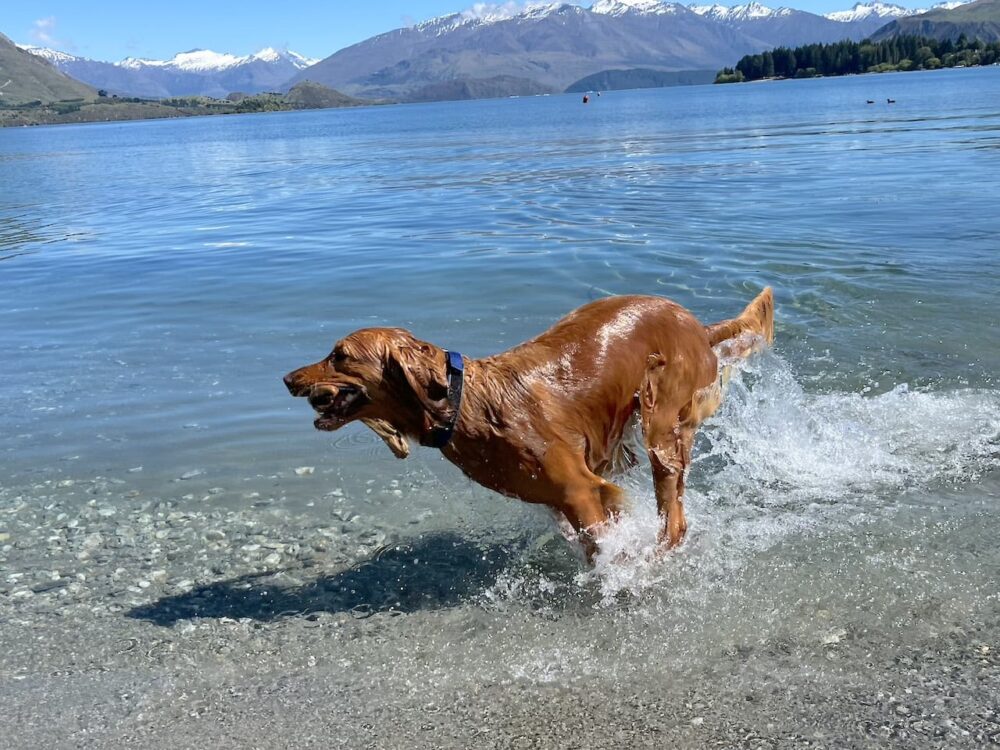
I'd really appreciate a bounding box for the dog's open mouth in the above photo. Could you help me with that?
[310,385,367,431]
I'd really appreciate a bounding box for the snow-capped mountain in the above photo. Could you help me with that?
[685,1,860,48]
[288,0,897,101]
[19,45,79,65]
[285,1,751,99]
[824,2,912,22]
[18,45,318,98]
[823,0,973,34]
[118,47,316,72]
[591,0,684,15]
[408,0,976,35]
[690,2,794,20]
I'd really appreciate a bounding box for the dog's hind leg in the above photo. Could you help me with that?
[640,355,702,549]
[646,421,694,549]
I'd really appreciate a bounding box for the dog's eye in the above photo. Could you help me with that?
[331,349,347,364]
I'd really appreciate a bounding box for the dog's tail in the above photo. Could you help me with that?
[704,287,774,360]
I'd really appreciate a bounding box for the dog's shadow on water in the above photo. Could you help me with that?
[128,532,583,626]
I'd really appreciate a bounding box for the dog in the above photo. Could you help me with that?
[284,288,773,558]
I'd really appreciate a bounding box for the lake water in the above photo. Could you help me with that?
[2,67,1000,745]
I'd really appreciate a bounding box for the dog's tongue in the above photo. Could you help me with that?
[333,389,358,412]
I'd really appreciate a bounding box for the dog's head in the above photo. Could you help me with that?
[284,328,450,459]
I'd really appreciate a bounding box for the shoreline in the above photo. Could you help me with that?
[0,80,381,129]
[0,99,384,129]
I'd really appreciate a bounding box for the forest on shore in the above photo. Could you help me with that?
[716,34,1000,83]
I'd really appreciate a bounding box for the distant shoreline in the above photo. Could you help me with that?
[719,61,1000,85]
[0,81,378,129]
[0,99,383,129]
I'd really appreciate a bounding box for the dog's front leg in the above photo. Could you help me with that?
[560,484,611,563]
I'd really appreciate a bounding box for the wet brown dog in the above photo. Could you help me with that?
[285,289,773,558]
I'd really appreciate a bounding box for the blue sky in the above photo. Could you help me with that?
[7,1,464,61]
[9,0,932,62]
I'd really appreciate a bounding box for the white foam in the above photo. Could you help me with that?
[701,350,1000,501]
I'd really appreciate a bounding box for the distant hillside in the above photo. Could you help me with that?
[282,80,370,108]
[872,0,1000,40]
[406,75,555,102]
[0,32,95,104]
[565,67,716,91]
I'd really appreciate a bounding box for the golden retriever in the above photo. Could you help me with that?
[285,288,773,558]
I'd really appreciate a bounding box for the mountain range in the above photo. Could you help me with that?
[18,46,317,99]
[9,0,990,105]
[286,0,974,99]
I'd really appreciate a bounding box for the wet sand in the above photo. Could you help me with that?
[3,467,999,750]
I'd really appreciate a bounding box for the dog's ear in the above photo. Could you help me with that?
[362,417,410,459]
[384,336,449,416]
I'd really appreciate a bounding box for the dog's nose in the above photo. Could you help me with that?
[284,371,305,396]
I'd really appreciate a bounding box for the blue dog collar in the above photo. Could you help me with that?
[429,350,464,449]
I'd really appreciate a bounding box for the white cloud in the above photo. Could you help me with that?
[28,15,77,52]
[30,16,59,46]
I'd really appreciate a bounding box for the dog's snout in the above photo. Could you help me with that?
[284,370,309,397]
[285,360,336,397]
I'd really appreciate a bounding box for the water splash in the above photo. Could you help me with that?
[492,350,1000,605]
[699,349,1000,502]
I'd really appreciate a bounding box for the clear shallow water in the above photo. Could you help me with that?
[2,67,1000,734]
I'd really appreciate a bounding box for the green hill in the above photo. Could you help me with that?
[283,80,369,109]
[872,0,1000,42]
[0,32,95,104]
